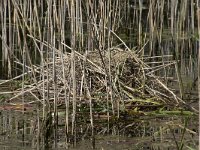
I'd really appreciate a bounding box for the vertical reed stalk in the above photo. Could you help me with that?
[86,8,94,147]
[68,0,77,140]
[196,2,200,147]
[107,0,114,115]
[52,0,58,147]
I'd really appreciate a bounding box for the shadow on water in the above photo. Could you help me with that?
[0,106,198,150]
[0,109,37,150]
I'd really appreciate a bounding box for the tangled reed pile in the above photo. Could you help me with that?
[2,45,197,143]
[5,44,196,118]
[32,47,183,114]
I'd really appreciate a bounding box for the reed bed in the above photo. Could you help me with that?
[0,0,199,148]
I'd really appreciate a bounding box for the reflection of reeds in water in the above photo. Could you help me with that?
[0,0,199,148]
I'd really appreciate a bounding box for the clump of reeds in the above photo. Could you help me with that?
[0,0,199,148]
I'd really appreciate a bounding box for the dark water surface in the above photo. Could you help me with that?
[0,108,198,150]
[0,75,198,150]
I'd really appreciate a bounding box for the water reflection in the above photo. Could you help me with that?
[0,110,36,150]
[0,109,197,150]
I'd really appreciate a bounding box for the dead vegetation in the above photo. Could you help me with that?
[0,0,199,147]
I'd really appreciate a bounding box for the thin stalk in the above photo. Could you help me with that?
[197,2,200,148]
[52,0,58,147]
[107,0,114,115]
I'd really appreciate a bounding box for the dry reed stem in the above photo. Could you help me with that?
[0,1,198,145]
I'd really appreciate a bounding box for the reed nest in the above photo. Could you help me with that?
[33,48,183,112]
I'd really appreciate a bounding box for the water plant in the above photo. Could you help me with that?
[0,0,199,149]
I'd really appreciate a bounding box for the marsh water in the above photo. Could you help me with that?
[0,107,198,150]
[0,78,198,150]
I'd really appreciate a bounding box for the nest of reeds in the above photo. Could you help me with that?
[34,48,184,113]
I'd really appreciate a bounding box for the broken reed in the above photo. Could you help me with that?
[0,0,199,147]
